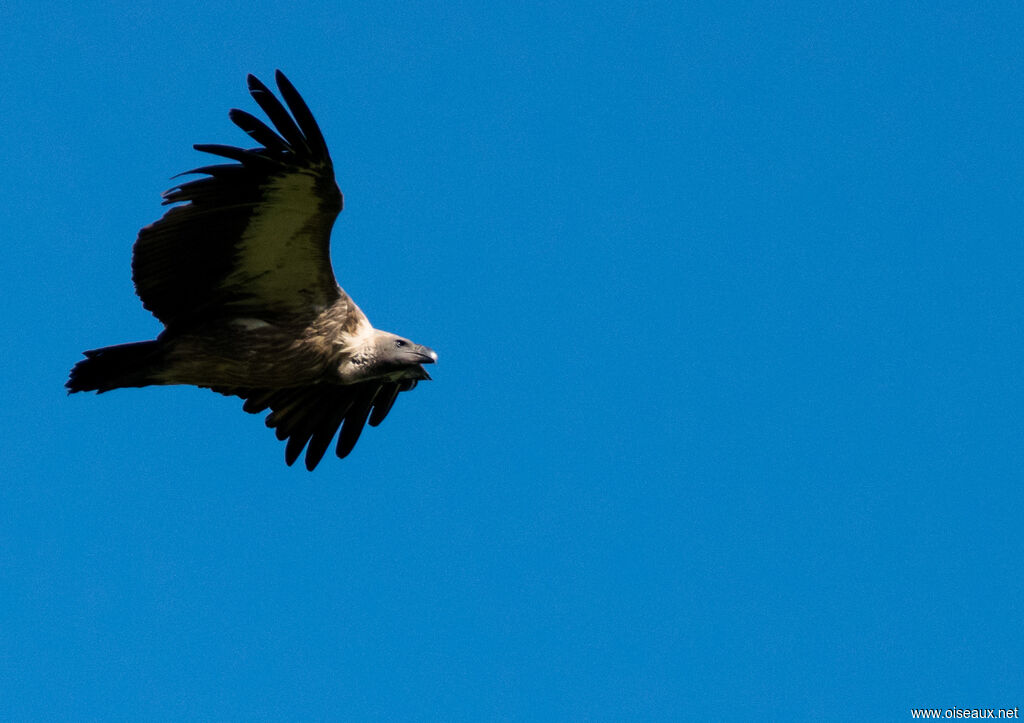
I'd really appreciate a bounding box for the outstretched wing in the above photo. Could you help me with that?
[132,70,343,329]
[212,381,420,471]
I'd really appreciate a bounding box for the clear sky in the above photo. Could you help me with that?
[2,1,1022,719]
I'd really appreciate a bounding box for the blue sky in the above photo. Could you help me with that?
[2,1,1023,719]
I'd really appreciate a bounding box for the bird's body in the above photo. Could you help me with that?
[67,71,436,470]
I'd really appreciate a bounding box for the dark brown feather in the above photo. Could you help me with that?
[245,74,309,155]
[214,379,417,470]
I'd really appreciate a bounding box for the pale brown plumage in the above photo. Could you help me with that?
[66,71,436,470]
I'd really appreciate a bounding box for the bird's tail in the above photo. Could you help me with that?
[66,341,162,393]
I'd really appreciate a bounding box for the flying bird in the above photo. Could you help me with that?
[66,71,437,470]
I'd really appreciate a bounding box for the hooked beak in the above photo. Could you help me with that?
[414,345,438,365]
[407,344,436,381]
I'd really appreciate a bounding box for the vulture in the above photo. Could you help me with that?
[66,71,437,470]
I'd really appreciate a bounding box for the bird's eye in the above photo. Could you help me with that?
[395,339,406,348]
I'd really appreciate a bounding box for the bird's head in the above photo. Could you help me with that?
[375,332,437,380]
[338,330,437,384]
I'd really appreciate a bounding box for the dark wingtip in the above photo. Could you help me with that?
[284,435,307,467]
